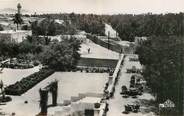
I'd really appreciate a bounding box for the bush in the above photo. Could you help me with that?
[33,60,40,66]
[5,68,54,95]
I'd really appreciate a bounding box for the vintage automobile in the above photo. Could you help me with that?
[129,87,142,96]
[130,76,136,87]
[120,85,128,94]
[129,57,139,62]
[126,66,142,74]
[123,104,140,114]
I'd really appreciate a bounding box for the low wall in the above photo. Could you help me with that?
[78,57,118,68]
[87,34,135,54]
[99,103,107,116]
[87,34,122,53]
[106,54,125,97]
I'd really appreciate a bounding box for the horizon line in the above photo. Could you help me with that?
[0,9,183,16]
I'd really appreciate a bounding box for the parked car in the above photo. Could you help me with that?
[120,85,128,94]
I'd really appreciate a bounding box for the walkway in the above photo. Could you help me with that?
[79,40,119,60]
[107,54,155,116]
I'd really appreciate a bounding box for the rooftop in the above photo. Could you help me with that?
[0,30,31,34]
[76,97,101,104]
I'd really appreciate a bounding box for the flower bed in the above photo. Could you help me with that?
[5,68,54,95]
[78,58,118,68]
[1,58,40,69]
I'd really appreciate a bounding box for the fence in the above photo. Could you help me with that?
[87,34,122,53]
[87,34,135,54]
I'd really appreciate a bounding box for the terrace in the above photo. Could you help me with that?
[0,66,40,86]
[1,72,108,116]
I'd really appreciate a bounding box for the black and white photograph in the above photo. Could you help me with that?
[0,0,183,116]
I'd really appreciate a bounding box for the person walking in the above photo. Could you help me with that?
[88,48,91,54]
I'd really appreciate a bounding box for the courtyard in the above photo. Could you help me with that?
[1,72,108,116]
[0,66,40,86]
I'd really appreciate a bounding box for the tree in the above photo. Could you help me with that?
[0,25,3,31]
[13,13,23,30]
[136,36,183,115]
[31,17,78,36]
[44,37,51,45]
[19,36,43,54]
[0,39,19,58]
[39,37,81,71]
[21,25,29,30]
[47,20,56,36]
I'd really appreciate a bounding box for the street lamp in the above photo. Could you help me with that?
[108,31,110,50]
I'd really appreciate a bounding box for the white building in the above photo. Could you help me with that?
[52,97,107,116]
[104,23,120,39]
[135,36,147,46]
[0,30,32,43]
[39,34,86,42]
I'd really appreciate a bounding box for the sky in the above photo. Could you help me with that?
[0,0,184,14]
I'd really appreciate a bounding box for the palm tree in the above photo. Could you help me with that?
[13,13,23,30]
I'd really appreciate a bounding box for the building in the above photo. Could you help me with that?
[52,97,107,116]
[105,24,118,38]
[0,30,32,43]
[38,33,87,42]
[135,36,147,46]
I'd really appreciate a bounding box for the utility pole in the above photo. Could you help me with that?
[108,31,110,50]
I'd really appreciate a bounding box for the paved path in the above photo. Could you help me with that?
[79,40,119,60]
[107,54,155,116]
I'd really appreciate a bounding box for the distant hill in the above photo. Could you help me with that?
[0,8,33,14]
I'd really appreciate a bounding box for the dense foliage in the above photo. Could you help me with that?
[136,36,183,115]
[0,24,3,31]
[109,13,183,41]
[75,14,105,35]
[0,39,20,58]
[39,37,81,71]
[34,13,106,36]
[31,18,77,36]
[34,13,183,41]
[0,36,43,60]
[0,35,81,71]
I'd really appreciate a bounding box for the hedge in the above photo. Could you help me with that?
[5,68,54,95]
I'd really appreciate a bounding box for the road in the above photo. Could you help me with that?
[107,54,155,116]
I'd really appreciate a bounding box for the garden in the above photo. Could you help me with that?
[5,68,54,95]
[1,58,39,69]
